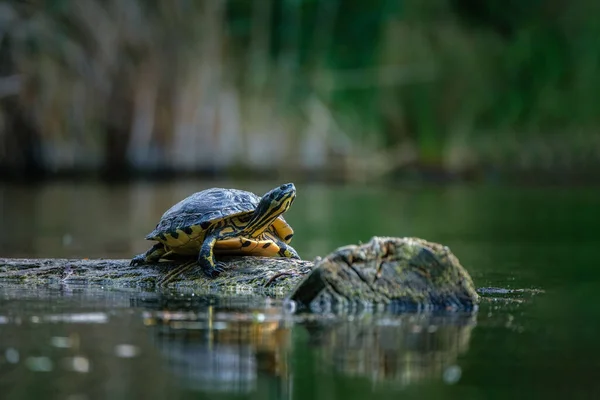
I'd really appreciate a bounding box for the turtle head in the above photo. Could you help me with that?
[245,183,296,235]
[264,182,296,211]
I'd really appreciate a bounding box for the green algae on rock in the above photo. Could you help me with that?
[288,237,479,312]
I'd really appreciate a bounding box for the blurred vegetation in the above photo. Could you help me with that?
[0,0,599,181]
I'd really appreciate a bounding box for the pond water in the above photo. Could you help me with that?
[0,181,599,399]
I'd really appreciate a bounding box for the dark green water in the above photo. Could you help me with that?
[0,181,599,399]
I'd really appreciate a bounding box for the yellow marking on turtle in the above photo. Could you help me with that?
[244,194,295,238]
[271,218,294,244]
[162,250,175,258]
[191,225,207,235]
[213,237,281,257]
[161,230,191,247]
[229,216,250,230]
[220,226,235,235]
[140,243,168,262]
[262,231,297,258]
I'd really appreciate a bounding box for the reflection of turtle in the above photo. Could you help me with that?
[131,183,300,285]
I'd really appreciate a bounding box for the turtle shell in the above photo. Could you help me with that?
[146,188,262,241]
[145,187,294,252]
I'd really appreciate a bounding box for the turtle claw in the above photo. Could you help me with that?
[130,255,146,266]
[203,262,226,278]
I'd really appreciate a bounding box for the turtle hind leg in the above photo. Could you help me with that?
[278,242,300,259]
[131,243,166,266]
[156,260,196,287]
[263,232,300,259]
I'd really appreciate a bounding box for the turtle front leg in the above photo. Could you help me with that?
[130,243,166,266]
[198,231,226,278]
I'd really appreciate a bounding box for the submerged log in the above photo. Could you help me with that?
[0,237,480,310]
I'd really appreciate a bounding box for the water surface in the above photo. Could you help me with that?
[0,181,598,399]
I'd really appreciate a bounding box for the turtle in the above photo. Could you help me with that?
[130,183,300,286]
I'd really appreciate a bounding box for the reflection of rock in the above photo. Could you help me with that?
[301,312,477,386]
[144,303,292,394]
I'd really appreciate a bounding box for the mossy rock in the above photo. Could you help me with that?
[289,236,479,312]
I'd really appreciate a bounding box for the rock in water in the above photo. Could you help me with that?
[289,236,479,312]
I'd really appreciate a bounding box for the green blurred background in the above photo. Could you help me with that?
[2,0,598,183]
